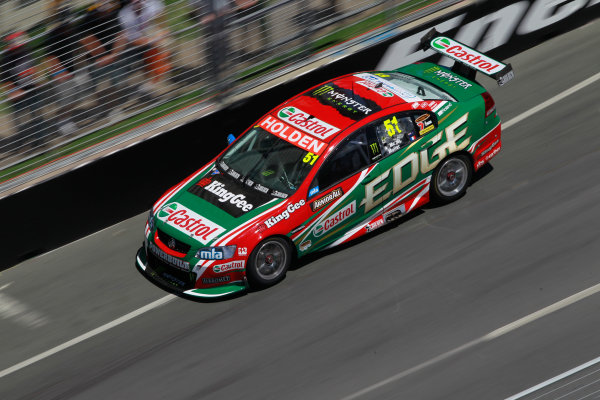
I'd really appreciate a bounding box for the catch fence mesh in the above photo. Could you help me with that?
[0,0,448,180]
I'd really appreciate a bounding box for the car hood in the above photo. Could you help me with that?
[154,167,285,247]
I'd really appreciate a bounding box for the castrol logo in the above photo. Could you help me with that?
[277,107,340,139]
[157,202,225,244]
[431,36,505,75]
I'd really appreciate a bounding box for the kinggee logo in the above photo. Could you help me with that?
[431,37,451,50]
[199,178,254,212]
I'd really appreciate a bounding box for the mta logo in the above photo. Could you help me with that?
[198,248,224,260]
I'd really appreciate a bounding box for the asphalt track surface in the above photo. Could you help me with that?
[1,20,600,400]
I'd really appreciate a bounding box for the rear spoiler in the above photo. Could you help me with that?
[418,28,514,86]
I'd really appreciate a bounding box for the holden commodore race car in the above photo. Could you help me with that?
[136,29,513,298]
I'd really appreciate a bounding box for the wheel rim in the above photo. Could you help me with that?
[254,241,288,281]
[437,158,468,197]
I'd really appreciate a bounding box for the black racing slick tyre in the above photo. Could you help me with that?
[431,154,472,203]
[246,237,292,288]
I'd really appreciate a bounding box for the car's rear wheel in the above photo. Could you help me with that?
[246,237,291,288]
[431,154,472,203]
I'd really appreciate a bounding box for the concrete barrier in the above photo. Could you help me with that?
[2,0,597,270]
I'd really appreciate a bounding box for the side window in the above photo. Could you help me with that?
[313,128,379,191]
[365,111,438,158]
[367,114,417,157]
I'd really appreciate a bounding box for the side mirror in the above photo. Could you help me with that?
[227,134,236,145]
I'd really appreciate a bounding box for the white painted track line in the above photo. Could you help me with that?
[340,282,600,400]
[505,356,600,400]
[0,294,176,379]
[502,72,600,130]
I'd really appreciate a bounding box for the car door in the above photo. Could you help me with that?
[370,110,439,222]
[295,127,385,251]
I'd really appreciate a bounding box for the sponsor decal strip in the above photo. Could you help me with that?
[312,201,357,238]
[382,176,431,212]
[292,165,377,242]
[432,101,448,113]
[260,116,327,155]
[354,73,423,102]
[277,106,340,140]
[327,177,430,248]
[467,122,501,153]
[407,185,430,214]
[310,187,344,212]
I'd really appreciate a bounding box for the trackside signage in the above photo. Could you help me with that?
[260,116,326,155]
[157,202,225,244]
[430,36,505,75]
[277,107,340,139]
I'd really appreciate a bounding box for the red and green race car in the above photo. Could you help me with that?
[135,30,513,298]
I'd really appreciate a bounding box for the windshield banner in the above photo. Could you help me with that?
[260,116,327,155]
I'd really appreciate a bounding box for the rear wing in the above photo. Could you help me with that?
[418,28,514,86]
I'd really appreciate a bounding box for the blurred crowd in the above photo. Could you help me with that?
[0,0,271,156]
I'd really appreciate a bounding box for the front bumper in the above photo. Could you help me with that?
[135,246,247,298]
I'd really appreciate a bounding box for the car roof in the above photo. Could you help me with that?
[271,71,425,144]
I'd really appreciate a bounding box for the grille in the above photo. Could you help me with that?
[156,229,191,254]
[147,252,194,291]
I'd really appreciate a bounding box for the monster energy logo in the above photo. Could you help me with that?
[313,85,334,96]
[424,66,440,73]
[370,142,379,154]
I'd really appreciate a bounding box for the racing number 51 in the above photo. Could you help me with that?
[303,152,319,165]
[384,116,402,137]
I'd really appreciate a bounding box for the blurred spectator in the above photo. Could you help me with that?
[118,0,172,99]
[44,2,80,136]
[78,0,127,114]
[233,0,270,56]
[0,31,48,151]
[189,0,232,86]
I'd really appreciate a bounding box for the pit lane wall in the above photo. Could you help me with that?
[2,0,598,270]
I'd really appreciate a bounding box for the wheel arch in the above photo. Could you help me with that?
[445,150,474,172]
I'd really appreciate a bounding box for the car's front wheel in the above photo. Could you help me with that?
[246,237,291,288]
[431,154,472,203]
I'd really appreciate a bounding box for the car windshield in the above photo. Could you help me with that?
[218,126,320,196]
[386,72,456,101]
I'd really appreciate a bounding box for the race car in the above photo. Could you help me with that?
[136,29,513,298]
